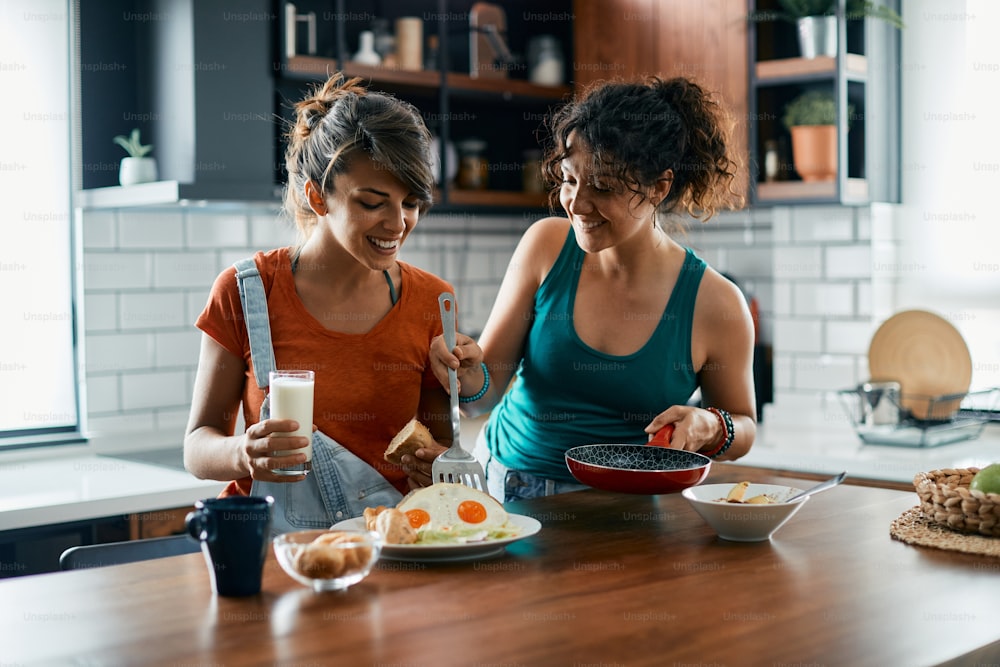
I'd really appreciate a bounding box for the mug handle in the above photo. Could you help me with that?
[185,507,215,542]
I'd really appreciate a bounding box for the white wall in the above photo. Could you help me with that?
[897,0,1000,390]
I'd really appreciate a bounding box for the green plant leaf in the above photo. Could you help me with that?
[783,90,856,129]
[112,128,153,158]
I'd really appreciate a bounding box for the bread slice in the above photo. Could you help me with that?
[384,418,435,465]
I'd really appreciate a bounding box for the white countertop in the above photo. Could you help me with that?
[733,418,1000,486]
[0,455,225,532]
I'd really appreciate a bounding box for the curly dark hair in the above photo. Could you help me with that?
[283,72,435,239]
[541,76,743,221]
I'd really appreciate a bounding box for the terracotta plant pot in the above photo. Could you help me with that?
[789,125,837,182]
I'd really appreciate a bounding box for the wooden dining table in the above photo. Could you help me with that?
[3,463,999,666]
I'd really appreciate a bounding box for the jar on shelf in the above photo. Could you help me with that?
[522,149,544,194]
[527,35,564,86]
[763,140,779,183]
[456,138,488,190]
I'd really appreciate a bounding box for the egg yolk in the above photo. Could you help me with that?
[405,508,431,529]
[457,500,487,524]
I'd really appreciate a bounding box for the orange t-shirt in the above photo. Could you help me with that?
[195,248,452,496]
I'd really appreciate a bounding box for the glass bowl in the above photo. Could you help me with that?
[273,529,382,592]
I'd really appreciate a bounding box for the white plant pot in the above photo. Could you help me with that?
[119,157,158,186]
[796,15,837,59]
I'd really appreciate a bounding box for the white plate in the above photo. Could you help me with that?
[331,513,541,563]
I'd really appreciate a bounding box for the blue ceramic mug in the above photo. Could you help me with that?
[185,496,274,596]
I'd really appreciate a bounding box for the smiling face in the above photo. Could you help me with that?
[557,133,671,254]
[314,153,423,271]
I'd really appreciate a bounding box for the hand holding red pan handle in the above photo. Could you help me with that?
[647,424,675,447]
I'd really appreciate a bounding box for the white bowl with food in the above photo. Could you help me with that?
[273,529,382,592]
[681,482,808,542]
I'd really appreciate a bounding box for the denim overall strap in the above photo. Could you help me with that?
[233,257,275,390]
[233,256,403,534]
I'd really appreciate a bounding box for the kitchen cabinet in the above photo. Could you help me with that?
[573,0,750,201]
[275,0,574,212]
[747,0,901,205]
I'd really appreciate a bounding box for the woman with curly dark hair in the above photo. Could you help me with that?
[423,76,756,501]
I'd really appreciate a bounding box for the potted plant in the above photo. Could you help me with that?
[750,0,904,59]
[782,90,855,182]
[113,128,157,186]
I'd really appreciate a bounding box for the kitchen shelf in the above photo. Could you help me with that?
[756,178,868,203]
[755,54,867,83]
[285,56,572,101]
[275,1,573,213]
[746,0,901,206]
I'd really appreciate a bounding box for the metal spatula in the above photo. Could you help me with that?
[432,292,488,492]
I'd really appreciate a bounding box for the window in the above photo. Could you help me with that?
[0,0,83,448]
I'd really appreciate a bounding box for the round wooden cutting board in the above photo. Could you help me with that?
[867,310,972,420]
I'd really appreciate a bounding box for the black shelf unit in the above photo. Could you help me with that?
[273,0,573,213]
[746,0,901,206]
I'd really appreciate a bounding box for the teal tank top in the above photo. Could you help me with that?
[485,227,706,482]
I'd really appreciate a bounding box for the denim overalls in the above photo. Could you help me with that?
[233,257,403,535]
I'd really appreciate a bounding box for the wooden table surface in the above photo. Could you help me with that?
[3,464,999,666]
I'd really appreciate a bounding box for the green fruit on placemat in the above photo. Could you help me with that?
[969,464,1000,494]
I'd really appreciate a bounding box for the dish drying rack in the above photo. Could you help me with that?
[838,387,999,447]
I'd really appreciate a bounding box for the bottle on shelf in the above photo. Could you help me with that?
[456,138,489,190]
[424,34,440,71]
[353,31,381,66]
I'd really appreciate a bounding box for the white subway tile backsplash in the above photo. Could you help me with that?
[186,212,249,249]
[774,246,822,279]
[771,206,792,243]
[825,320,875,354]
[773,318,823,353]
[85,332,152,373]
[155,330,201,368]
[84,374,120,414]
[793,282,854,317]
[825,245,871,280]
[83,252,151,290]
[856,281,872,317]
[153,251,219,289]
[726,247,772,279]
[121,370,189,411]
[463,250,494,282]
[83,293,117,332]
[773,281,792,316]
[118,211,184,248]
[249,209,295,248]
[81,210,116,249]
[790,206,854,242]
[792,354,857,392]
[120,292,186,331]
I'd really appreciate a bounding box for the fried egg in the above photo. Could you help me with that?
[396,483,508,536]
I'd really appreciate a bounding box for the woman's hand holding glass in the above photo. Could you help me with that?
[240,418,312,482]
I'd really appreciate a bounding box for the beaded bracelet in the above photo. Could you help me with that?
[703,407,735,459]
[459,362,490,403]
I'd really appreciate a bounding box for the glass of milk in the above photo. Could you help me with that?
[268,370,315,476]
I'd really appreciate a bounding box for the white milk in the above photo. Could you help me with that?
[269,371,315,462]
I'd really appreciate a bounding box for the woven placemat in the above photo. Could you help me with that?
[891,506,1000,557]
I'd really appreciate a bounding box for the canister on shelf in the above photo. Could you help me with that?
[522,149,544,194]
[396,17,423,71]
[456,138,488,190]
